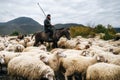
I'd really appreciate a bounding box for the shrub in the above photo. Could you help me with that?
[70,24,116,40]
[10,31,19,36]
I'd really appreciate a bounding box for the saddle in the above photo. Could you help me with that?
[44,31,53,41]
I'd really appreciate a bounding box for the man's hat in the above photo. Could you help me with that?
[47,14,51,17]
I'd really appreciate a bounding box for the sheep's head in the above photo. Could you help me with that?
[95,55,106,62]
[39,45,47,51]
[43,67,55,80]
[48,50,66,71]
[15,44,24,52]
[81,50,90,56]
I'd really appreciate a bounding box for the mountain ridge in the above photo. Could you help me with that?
[0,17,119,35]
[0,17,85,35]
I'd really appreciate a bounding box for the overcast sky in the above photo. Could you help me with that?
[0,0,120,27]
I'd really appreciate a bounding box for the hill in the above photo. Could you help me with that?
[54,23,84,29]
[0,17,43,35]
[114,28,120,32]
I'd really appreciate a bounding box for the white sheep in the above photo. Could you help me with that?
[0,56,5,64]
[45,50,67,80]
[60,54,106,80]
[86,63,120,80]
[4,43,24,52]
[47,50,66,71]
[57,37,67,48]
[64,38,79,49]
[0,51,21,65]
[86,50,120,66]
[38,44,47,51]
[0,55,5,71]
[112,47,120,55]
[109,40,120,47]
[0,42,5,51]
[15,44,25,52]
[114,33,120,40]
[18,37,30,47]
[74,43,90,50]
[50,48,89,58]
[4,44,15,52]
[23,46,47,52]
[8,38,19,44]
[0,50,50,67]
[8,55,55,80]
[105,54,120,66]
[50,48,65,53]
[26,40,34,47]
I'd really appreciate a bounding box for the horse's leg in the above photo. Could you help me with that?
[34,39,39,46]
[52,42,56,48]
[40,41,44,44]
[54,41,58,48]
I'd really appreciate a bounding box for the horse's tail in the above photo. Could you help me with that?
[31,32,36,39]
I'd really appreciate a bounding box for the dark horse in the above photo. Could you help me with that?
[32,28,71,48]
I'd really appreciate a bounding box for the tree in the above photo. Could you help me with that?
[10,31,19,36]
[94,24,106,33]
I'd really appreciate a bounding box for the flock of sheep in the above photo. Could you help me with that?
[0,33,120,80]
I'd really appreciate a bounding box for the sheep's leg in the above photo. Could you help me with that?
[0,64,2,72]
[68,76,73,80]
[41,40,44,44]
[53,76,56,80]
[34,41,39,46]
[82,72,86,80]
[65,69,74,80]
[74,73,82,80]
[72,76,76,80]
[53,41,58,48]
[55,71,65,80]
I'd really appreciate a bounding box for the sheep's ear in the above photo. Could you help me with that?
[96,56,100,61]
[43,74,48,78]
[57,51,66,58]
[3,54,5,57]
[105,59,108,63]
[96,55,105,62]
[0,58,5,64]
[81,51,86,56]
[41,48,46,51]
[39,55,48,63]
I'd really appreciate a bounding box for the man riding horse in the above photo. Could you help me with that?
[32,14,71,48]
[44,14,54,41]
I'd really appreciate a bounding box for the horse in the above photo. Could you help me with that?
[32,28,71,48]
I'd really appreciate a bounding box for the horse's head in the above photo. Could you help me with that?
[63,28,71,40]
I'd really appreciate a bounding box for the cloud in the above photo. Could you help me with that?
[0,0,120,27]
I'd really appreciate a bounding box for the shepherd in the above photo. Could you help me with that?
[44,14,54,41]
